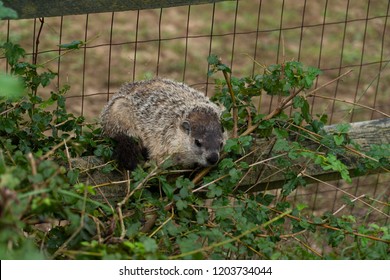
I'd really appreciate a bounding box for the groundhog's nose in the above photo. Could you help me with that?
[206,152,219,165]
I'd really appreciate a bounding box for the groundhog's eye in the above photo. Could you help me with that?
[194,139,202,148]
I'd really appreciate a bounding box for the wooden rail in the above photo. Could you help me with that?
[239,118,390,193]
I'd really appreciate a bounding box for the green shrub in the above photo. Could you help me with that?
[0,43,388,260]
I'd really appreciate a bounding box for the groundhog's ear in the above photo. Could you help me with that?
[181,120,191,135]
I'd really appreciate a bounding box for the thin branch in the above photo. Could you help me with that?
[170,209,292,259]
[241,86,305,137]
[52,189,88,259]
[269,206,390,244]
[222,70,238,138]
[305,70,353,97]
[333,194,366,216]
[310,94,390,118]
[117,171,131,239]
[302,172,390,219]
[39,135,73,161]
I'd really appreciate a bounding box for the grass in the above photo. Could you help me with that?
[1,1,389,123]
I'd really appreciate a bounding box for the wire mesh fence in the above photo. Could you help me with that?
[1,0,389,223]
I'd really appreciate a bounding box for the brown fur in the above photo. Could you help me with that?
[100,78,226,170]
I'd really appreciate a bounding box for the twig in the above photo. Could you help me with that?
[149,207,174,238]
[52,189,88,259]
[305,70,353,97]
[63,139,72,170]
[248,152,287,168]
[192,166,213,185]
[333,194,366,216]
[192,174,229,193]
[32,18,44,66]
[170,209,292,259]
[309,94,390,118]
[39,135,73,161]
[268,206,390,244]
[292,236,323,258]
[117,171,131,239]
[241,86,304,137]
[79,160,116,173]
[222,70,238,138]
[302,172,390,218]
[0,103,21,116]
[92,179,131,189]
[40,35,100,66]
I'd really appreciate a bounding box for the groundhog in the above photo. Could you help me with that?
[100,78,226,170]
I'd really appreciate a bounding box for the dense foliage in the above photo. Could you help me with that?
[0,41,389,259]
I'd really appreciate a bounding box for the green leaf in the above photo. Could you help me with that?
[0,2,18,19]
[273,138,290,152]
[0,173,21,189]
[67,169,80,185]
[217,64,231,73]
[273,128,289,138]
[293,96,311,122]
[333,134,344,146]
[162,181,175,199]
[223,138,240,153]
[1,42,25,67]
[207,184,223,198]
[140,237,158,253]
[207,54,220,65]
[59,40,84,50]
[228,168,241,183]
[39,71,57,87]
[196,210,209,224]
[281,176,305,196]
[218,158,235,169]
[0,73,25,101]
[335,123,351,134]
[176,199,188,210]
[296,203,308,211]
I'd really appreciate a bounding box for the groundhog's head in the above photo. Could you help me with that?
[180,106,226,167]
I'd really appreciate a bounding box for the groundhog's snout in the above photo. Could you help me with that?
[206,152,220,165]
